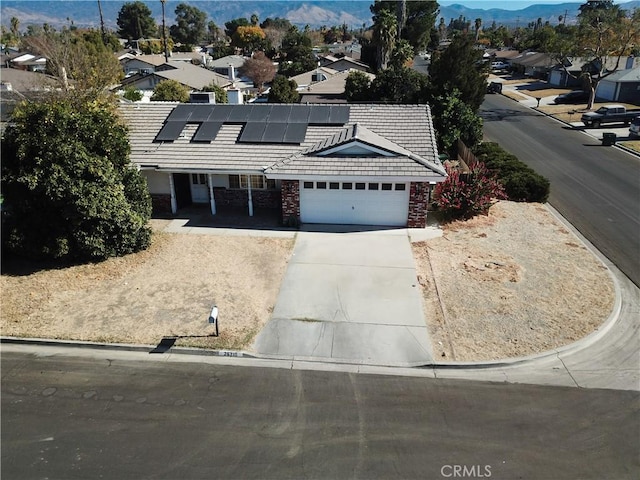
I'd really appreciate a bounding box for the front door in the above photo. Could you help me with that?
[173,173,192,208]
[190,173,209,203]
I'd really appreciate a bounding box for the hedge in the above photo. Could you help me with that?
[473,142,550,203]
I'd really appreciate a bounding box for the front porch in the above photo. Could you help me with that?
[153,204,284,230]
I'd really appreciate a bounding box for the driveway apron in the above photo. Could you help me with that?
[252,229,434,366]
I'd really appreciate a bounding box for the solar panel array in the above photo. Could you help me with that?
[154,104,350,144]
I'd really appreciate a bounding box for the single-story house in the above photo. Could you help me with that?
[119,61,231,92]
[5,52,47,72]
[596,67,640,104]
[289,66,339,88]
[119,101,446,227]
[297,69,376,104]
[208,55,247,77]
[317,55,371,73]
[121,53,209,76]
[510,52,555,78]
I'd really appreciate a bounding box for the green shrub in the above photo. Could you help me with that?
[473,142,550,203]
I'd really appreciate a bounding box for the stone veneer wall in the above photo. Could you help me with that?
[280,180,300,224]
[407,182,428,228]
[151,194,172,215]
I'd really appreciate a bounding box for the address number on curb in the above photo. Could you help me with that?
[218,351,243,358]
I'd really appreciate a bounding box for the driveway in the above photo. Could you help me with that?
[252,228,434,366]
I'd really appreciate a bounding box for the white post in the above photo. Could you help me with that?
[247,176,254,217]
[208,174,216,215]
[168,173,177,214]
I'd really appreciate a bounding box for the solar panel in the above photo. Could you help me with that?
[155,121,185,142]
[268,105,292,123]
[283,123,308,143]
[329,105,350,124]
[239,122,266,142]
[248,105,269,122]
[262,122,288,143]
[227,105,252,123]
[289,105,311,123]
[189,105,214,122]
[208,104,234,122]
[308,105,331,124]
[192,122,222,142]
[167,105,193,122]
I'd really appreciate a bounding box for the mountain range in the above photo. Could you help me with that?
[1,1,638,31]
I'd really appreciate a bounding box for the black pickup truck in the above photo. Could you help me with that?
[581,105,640,128]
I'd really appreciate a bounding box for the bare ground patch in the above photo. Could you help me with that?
[1,228,294,351]
[412,201,615,362]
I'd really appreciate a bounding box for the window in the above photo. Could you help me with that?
[192,173,207,185]
[317,182,327,189]
[381,183,392,191]
[228,174,271,190]
[355,183,366,190]
[329,182,339,190]
[342,182,352,189]
[303,181,314,189]
[368,183,379,190]
[395,183,406,191]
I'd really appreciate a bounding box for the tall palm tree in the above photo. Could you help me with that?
[373,10,397,70]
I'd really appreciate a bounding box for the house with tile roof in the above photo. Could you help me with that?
[119,102,445,227]
[119,61,231,93]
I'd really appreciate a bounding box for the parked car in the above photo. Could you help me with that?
[581,105,640,128]
[630,115,640,137]
[553,90,589,104]
[490,61,509,71]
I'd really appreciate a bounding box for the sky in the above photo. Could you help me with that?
[438,1,595,9]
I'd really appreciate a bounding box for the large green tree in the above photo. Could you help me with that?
[428,34,487,112]
[277,27,316,77]
[345,70,372,102]
[1,99,152,261]
[370,66,428,103]
[117,1,156,41]
[268,75,299,103]
[170,3,207,47]
[371,0,438,52]
[151,80,190,102]
[430,89,483,153]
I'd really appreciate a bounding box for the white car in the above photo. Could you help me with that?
[491,61,509,71]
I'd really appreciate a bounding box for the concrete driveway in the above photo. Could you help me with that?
[252,228,434,366]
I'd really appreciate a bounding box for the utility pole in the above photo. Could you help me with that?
[97,0,106,45]
[161,0,168,62]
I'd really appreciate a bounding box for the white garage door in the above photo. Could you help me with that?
[300,180,410,226]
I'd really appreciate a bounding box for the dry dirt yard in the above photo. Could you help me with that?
[1,201,616,362]
[1,227,294,351]
[412,201,615,362]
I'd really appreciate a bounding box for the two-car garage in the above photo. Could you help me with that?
[299,180,410,227]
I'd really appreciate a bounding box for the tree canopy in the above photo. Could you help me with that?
[117,1,157,41]
[151,79,190,102]
[268,75,300,103]
[240,51,276,92]
[1,99,151,261]
[428,34,487,112]
[170,3,207,47]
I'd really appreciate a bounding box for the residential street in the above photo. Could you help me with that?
[2,350,639,480]
[480,94,640,287]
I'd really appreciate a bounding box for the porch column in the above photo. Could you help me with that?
[207,174,216,215]
[168,173,177,214]
[247,178,254,217]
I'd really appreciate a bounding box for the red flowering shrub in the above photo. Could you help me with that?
[434,161,507,221]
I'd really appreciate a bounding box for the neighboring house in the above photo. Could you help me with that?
[121,53,208,77]
[119,101,445,227]
[5,52,47,72]
[289,67,339,89]
[318,54,371,73]
[297,69,376,104]
[510,52,555,78]
[0,67,58,131]
[548,56,638,88]
[595,67,640,104]
[208,55,247,77]
[119,61,231,92]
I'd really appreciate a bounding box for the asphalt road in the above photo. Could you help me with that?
[480,94,640,287]
[2,351,639,480]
